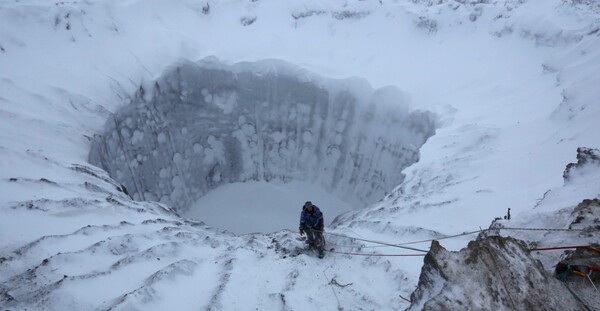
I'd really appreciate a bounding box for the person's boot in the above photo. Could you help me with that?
[304,240,313,250]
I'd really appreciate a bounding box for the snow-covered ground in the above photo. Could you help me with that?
[1,0,600,310]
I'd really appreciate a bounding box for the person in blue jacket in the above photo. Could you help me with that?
[299,201,325,258]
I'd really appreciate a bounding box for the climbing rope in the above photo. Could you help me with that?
[322,268,343,311]
[586,272,599,295]
[564,282,593,311]
[557,267,594,311]
[486,249,518,311]
[588,266,600,272]
[305,226,600,310]
[530,245,600,253]
[565,263,600,296]
[297,226,599,260]
[329,250,426,257]
[500,227,586,232]
[395,230,482,246]
[316,226,589,252]
[396,226,591,247]
[319,230,429,253]
[327,242,391,249]
[326,245,600,258]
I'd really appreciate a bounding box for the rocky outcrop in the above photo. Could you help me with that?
[554,240,600,309]
[569,198,600,232]
[408,237,578,311]
[555,244,600,282]
[563,147,600,182]
[89,59,437,211]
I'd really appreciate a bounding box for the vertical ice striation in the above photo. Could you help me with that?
[89,59,437,211]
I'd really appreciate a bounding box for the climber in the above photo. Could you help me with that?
[299,201,325,258]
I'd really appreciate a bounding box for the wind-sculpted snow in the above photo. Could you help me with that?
[0,194,414,310]
[89,59,437,211]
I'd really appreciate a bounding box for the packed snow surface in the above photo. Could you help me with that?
[1,0,600,310]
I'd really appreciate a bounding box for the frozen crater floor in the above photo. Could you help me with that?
[186,180,356,234]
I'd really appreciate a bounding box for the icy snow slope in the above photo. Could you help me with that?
[331,1,600,234]
[1,0,600,310]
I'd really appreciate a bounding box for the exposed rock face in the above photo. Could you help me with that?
[408,237,578,311]
[555,244,600,281]
[563,147,600,182]
[569,198,600,232]
[89,59,437,211]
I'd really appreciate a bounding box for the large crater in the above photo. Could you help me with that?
[89,59,436,230]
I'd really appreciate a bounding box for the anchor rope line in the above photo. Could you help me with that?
[586,272,600,295]
[318,230,429,253]
[324,245,600,258]
[566,264,600,273]
[403,226,591,246]
[322,269,343,310]
[588,266,600,272]
[558,268,595,311]
[314,226,589,251]
[499,227,587,232]
[327,243,394,249]
[564,282,594,311]
[486,249,517,311]
[395,230,482,245]
[295,226,597,258]
[530,246,600,254]
[327,230,482,249]
[328,250,426,257]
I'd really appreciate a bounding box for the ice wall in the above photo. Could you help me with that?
[89,59,436,211]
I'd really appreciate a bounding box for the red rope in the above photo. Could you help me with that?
[530,246,600,253]
[571,265,600,272]
[587,266,600,272]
